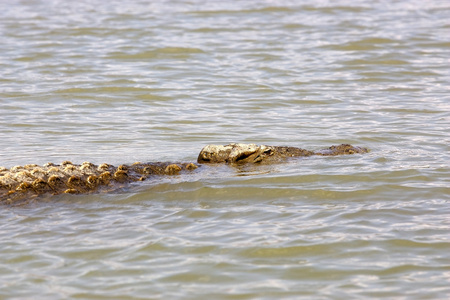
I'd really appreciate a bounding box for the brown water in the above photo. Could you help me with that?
[0,0,449,299]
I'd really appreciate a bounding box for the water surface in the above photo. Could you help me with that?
[0,0,449,299]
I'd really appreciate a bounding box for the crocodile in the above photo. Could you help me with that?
[0,143,368,205]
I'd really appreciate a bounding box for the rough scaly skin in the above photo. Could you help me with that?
[1,143,368,204]
[0,161,198,204]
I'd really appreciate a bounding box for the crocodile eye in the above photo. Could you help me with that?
[264,149,273,154]
[234,151,256,162]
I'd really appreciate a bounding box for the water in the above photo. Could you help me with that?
[1,0,449,299]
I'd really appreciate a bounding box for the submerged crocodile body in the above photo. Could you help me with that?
[1,143,368,204]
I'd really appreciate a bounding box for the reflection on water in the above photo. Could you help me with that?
[0,0,449,299]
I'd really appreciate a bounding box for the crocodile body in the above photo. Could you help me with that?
[1,143,368,204]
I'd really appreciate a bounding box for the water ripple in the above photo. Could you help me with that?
[1,0,450,298]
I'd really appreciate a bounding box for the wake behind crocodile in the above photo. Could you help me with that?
[0,143,368,205]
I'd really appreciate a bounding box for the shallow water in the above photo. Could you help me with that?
[1,0,449,299]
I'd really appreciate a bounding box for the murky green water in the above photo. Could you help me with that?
[1,0,449,299]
